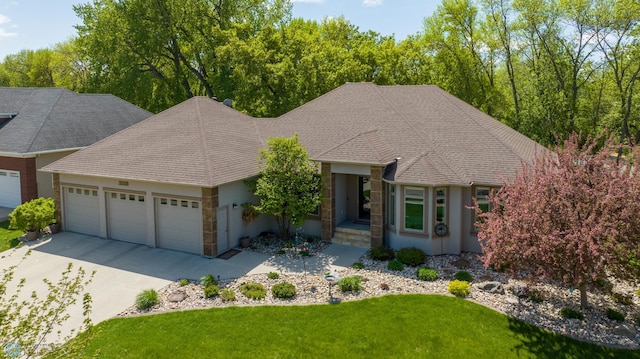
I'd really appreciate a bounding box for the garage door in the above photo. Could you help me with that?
[64,186,99,236]
[106,192,147,245]
[0,170,21,208]
[156,197,201,254]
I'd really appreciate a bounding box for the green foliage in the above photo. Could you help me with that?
[528,288,545,303]
[272,282,296,299]
[337,276,362,293]
[387,259,404,271]
[369,245,395,261]
[454,271,473,282]
[254,135,322,240]
[351,262,365,270]
[416,267,439,281]
[200,274,218,287]
[277,249,286,255]
[605,308,625,322]
[179,278,190,286]
[396,247,426,267]
[239,282,267,300]
[267,272,280,280]
[560,307,585,320]
[298,250,310,257]
[9,197,55,233]
[220,288,236,302]
[611,292,633,305]
[284,242,294,248]
[448,280,471,297]
[0,220,22,252]
[637,288,640,297]
[204,285,220,298]
[135,289,159,311]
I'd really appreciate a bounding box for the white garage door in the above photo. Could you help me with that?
[64,187,99,236]
[106,192,147,245]
[156,197,201,254]
[0,170,21,208]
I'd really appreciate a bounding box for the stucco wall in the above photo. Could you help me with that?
[35,150,76,199]
[461,186,482,253]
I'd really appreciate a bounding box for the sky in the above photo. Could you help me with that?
[0,0,439,59]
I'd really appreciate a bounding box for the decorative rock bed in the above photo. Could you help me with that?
[119,237,640,349]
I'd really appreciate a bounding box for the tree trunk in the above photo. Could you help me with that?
[579,284,588,309]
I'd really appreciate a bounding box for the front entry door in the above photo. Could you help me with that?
[217,207,229,253]
[358,176,371,221]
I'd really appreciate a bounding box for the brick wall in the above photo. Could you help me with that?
[202,187,219,257]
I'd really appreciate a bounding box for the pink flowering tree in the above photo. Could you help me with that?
[476,135,640,308]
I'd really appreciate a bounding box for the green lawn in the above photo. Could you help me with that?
[0,219,22,252]
[73,294,640,358]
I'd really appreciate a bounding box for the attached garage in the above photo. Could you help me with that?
[155,197,202,254]
[63,186,99,236]
[0,169,21,208]
[106,191,147,245]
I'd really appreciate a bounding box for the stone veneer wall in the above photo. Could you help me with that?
[321,163,335,242]
[52,173,62,229]
[201,187,218,257]
[370,166,383,247]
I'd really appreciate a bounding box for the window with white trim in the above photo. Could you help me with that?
[475,187,491,214]
[404,187,424,232]
[435,187,446,224]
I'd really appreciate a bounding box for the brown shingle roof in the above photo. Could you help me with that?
[44,83,542,187]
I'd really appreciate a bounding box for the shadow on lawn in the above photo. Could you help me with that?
[507,317,640,359]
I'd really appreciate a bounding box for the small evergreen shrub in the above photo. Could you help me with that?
[528,288,545,303]
[369,245,395,261]
[337,276,362,292]
[396,247,426,267]
[351,262,365,270]
[606,308,625,322]
[239,282,266,300]
[220,288,236,302]
[448,280,471,297]
[272,282,296,299]
[200,274,218,287]
[277,249,286,255]
[204,285,220,298]
[416,267,439,281]
[179,278,190,287]
[298,250,310,257]
[454,271,473,282]
[284,242,294,248]
[611,292,633,305]
[267,272,280,280]
[387,259,404,271]
[135,289,159,310]
[560,307,584,320]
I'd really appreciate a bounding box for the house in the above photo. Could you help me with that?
[0,87,152,208]
[42,83,541,256]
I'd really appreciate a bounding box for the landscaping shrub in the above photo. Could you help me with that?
[220,288,236,302]
[606,308,625,322]
[135,289,159,310]
[369,245,395,261]
[179,278,190,287]
[204,285,220,298]
[380,283,389,291]
[239,282,267,300]
[277,249,286,255]
[448,280,471,297]
[284,242,294,248]
[272,282,296,299]
[528,288,545,303]
[396,247,426,267]
[267,272,280,280]
[560,307,584,320]
[337,276,362,293]
[351,262,365,270]
[611,292,633,305]
[454,271,473,282]
[416,267,439,281]
[298,250,310,257]
[200,274,218,287]
[9,197,55,233]
[387,259,404,271]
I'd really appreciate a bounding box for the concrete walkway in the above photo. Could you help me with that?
[0,232,366,344]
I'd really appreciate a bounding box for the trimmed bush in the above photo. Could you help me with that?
[337,276,362,293]
[284,242,294,248]
[416,267,439,281]
[396,247,426,267]
[239,282,266,300]
[528,288,545,303]
[272,282,296,299]
[220,288,236,302]
[369,246,395,261]
[351,262,365,270]
[448,280,471,297]
[179,278,190,287]
[9,197,56,233]
[204,285,220,298]
[454,271,473,282]
[200,274,218,287]
[267,272,280,280]
[611,292,633,305]
[560,307,584,320]
[135,289,159,310]
[387,259,404,271]
[606,308,625,322]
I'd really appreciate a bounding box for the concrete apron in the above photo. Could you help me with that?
[0,232,366,346]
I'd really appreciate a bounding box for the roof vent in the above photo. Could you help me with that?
[223,98,233,108]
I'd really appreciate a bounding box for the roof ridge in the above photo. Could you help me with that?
[276,82,377,119]
[195,98,215,184]
[362,130,386,162]
[25,89,64,152]
[395,151,427,178]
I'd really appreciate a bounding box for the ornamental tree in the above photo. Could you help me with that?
[476,135,640,308]
[254,134,322,240]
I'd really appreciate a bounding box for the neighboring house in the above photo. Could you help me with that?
[0,87,152,208]
[42,83,542,257]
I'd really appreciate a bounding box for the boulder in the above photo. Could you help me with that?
[168,290,187,303]
[510,284,528,298]
[613,323,636,338]
[478,281,504,294]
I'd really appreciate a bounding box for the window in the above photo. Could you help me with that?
[191,202,199,209]
[129,194,135,201]
[476,187,491,214]
[171,199,177,206]
[160,198,167,205]
[120,193,126,200]
[404,187,424,231]
[435,187,446,224]
[138,196,145,202]
[181,200,188,208]
[388,184,395,227]
[111,192,117,199]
